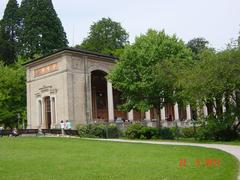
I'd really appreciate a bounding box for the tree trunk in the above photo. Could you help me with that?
[206,101,214,115]
[156,108,161,128]
[215,96,223,117]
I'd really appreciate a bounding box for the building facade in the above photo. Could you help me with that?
[25,48,202,129]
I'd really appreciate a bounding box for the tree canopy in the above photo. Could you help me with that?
[0,0,20,64]
[187,37,210,60]
[109,29,192,119]
[178,47,240,127]
[18,0,68,58]
[0,58,26,128]
[77,17,129,56]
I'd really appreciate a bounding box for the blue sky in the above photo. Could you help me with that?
[0,0,239,50]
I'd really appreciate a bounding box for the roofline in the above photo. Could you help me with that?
[23,47,118,66]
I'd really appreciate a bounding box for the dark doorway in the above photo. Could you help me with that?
[91,70,108,121]
[44,96,51,129]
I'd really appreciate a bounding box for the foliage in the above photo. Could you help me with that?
[195,115,239,141]
[187,37,210,60]
[125,123,158,139]
[77,123,121,138]
[0,58,26,128]
[77,17,129,56]
[179,48,240,128]
[109,29,192,120]
[125,123,178,140]
[159,127,175,140]
[181,127,195,138]
[171,125,181,139]
[125,123,145,139]
[18,0,68,58]
[0,0,20,64]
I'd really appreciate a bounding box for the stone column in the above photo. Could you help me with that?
[174,103,179,121]
[222,96,226,113]
[145,110,151,120]
[196,106,201,118]
[186,105,191,120]
[88,73,93,121]
[85,73,92,124]
[107,81,114,122]
[41,98,45,128]
[160,106,166,121]
[37,99,42,128]
[128,110,134,122]
[213,99,217,115]
[203,104,208,117]
[50,97,56,129]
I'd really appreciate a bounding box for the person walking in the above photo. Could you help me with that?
[60,120,65,136]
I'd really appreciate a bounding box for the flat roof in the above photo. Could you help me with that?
[23,47,118,66]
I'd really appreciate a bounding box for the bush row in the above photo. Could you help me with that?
[77,124,121,138]
[195,115,239,141]
[77,118,239,141]
[125,123,196,140]
[77,123,196,140]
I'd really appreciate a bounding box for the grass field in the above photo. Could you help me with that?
[151,138,240,146]
[0,137,238,180]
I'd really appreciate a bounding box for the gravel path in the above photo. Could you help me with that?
[87,138,240,180]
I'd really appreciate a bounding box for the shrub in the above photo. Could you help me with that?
[77,124,90,137]
[125,124,158,139]
[141,126,158,139]
[125,123,144,139]
[77,123,121,138]
[171,125,181,139]
[181,127,195,138]
[159,127,174,140]
[106,124,122,138]
[195,115,239,141]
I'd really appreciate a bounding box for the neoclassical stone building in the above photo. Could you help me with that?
[25,48,202,129]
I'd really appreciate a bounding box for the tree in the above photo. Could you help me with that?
[179,47,240,130]
[187,37,210,60]
[19,0,68,58]
[0,0,20,64]
[0,58,26,128]
[77,17,129,56]
[108,29,192,123]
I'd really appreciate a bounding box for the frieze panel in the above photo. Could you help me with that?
[34,63,58,77]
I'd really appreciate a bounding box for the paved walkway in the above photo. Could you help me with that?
[87,138,240,180]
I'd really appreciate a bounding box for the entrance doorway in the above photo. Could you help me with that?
[44,96,51,129]
[91,70,108,121]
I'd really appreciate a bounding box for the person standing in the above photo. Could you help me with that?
[66,120,72,130]
[60,120,65,136]
[0,125,4,137]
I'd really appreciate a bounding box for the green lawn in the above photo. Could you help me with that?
[0,137,239,180]
[152,138,240,146]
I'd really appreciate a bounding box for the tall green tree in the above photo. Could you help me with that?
[77,17,129,56]
[109,29,192,122]
[19,0,68,58]
[179,47,240,129]
[0,0,20,64]
[187,37,210,60]
[0,58,26,128]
